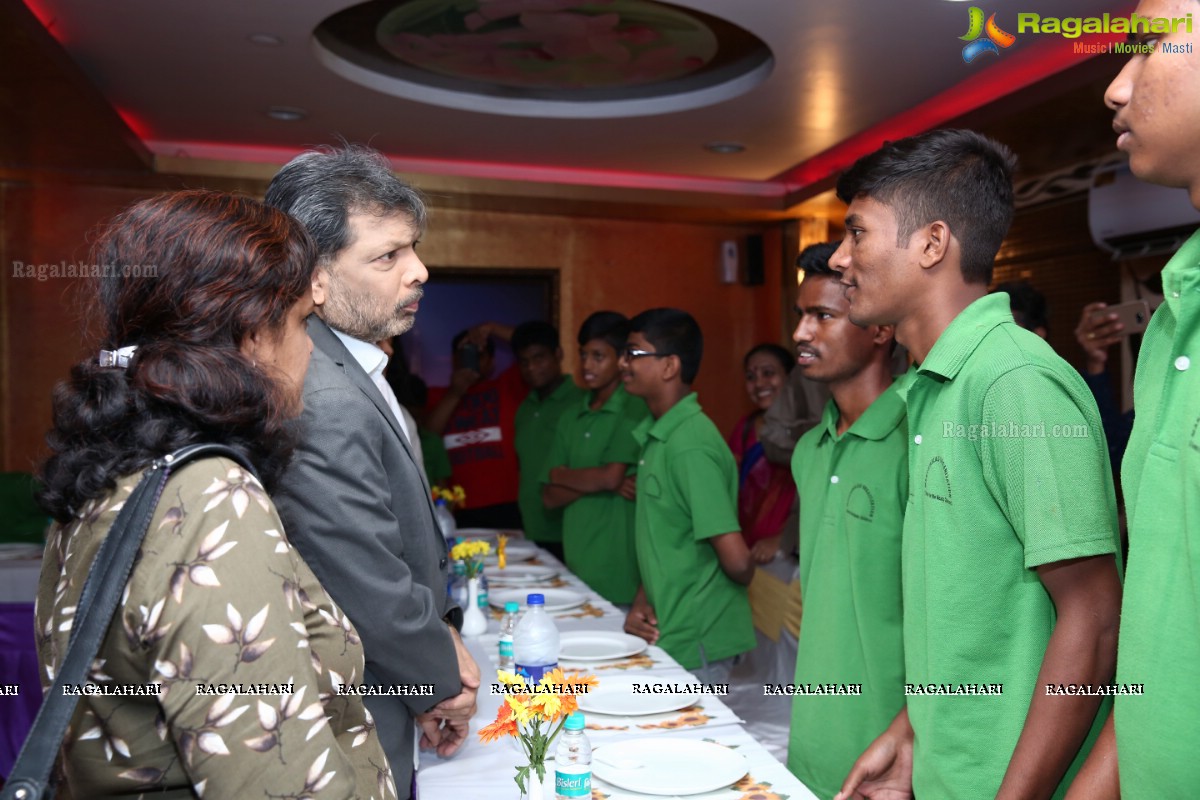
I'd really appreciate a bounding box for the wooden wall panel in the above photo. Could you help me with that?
[2,184,785,471]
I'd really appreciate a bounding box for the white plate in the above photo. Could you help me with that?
[456,528,521,540]
[558,631,647,662]
[488,588,586,613]
[592,739,747,796]
[577,675,695,716]
[482,540,538,565]
[487,564,558,584]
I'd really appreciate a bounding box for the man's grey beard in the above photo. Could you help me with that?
[323,288,421,343]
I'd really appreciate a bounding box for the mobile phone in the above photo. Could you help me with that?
[1089,300,1150,336]
[460,342,480,372]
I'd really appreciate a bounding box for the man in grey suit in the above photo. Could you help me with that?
[266,144,479,798]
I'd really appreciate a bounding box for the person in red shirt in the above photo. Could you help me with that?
[427,323,526,528]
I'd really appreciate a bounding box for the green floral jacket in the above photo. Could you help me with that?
[35,457,396,799]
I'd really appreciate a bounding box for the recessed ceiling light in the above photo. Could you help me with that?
[248,33,284,46]
[266,106,307,122]
[705,142,745,154]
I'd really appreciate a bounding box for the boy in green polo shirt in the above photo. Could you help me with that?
[620,308,755,678]
[513,321,585,561]
[832,130,1122,800]
[785,244,908,800]
[1068,10,1200,798]
[542,312,648,603]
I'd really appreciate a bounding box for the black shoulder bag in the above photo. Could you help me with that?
[1,444,257,800]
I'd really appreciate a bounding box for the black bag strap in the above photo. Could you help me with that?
[1,444,257,800]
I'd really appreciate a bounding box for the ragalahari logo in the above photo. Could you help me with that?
[960,8,1017,63]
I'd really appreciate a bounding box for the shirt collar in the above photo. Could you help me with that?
[530,376,576,407]
[816,379,907,444]
[578,383,630,416]
[331,329,388,378]
[643,392,703,443]
[918,293,1014,382]
[1161,228,1200,317]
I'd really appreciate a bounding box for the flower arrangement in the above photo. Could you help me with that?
[449,539,490,579]
[497,533,508,569]
[432,484,466,508]
[480,667,599,797]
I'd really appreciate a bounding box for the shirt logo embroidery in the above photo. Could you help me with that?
[924,456,953,505]
[846,484,876,522]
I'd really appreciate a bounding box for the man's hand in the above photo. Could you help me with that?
[835,709,914,800]
[624,586,659,644]
[433,716,471,757]
[449,365,482,395]
[416,712,470,758]
[617,475,637,501]
[432,626,480,722]
[751,535,782,565]
[1074,302,1125,375]
[416,712,443,751]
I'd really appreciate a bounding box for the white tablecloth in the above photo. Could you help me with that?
[417,546,818,800]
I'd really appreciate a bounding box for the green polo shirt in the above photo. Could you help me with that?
[515,377,586,543]
[902,293,1119,799]
[1116,230,1200,798]
[419,426,452,485]
[543,385,648,603]
[632,392,754,670]
[787,380,909,800]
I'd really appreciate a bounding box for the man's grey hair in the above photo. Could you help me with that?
[264,143,427,262]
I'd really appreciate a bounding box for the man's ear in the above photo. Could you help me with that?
[918,221,951,270]
[873,324,896,347]
[311,264,330,307]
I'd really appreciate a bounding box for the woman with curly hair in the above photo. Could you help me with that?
[34,190,395,798]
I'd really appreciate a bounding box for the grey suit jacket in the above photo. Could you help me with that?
[274,316,462,797]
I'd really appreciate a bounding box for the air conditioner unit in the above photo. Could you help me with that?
[1089,164,1200,259]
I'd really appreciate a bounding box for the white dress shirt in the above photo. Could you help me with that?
[330,330,426,474]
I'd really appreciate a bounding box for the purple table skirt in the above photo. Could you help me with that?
[0,603,41,779]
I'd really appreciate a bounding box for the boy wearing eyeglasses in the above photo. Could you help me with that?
[620,307,755,681]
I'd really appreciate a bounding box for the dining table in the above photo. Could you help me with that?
[418,535,819,800]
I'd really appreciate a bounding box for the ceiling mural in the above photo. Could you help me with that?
[315,0,771,112]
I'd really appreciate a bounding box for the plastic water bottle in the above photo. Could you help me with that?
[498,601,519,670]
[448,560,468,608]
[513,593,559,684]
[433,499,456,546]
[554,712,591,799]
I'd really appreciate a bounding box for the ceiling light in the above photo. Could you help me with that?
[248,33,284,46]
[266,106,307,122]
[704,142,745,155]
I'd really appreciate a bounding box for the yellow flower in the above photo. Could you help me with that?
[496,669,525,687]
[530,692,563,719]
[449,540,491,562]
[498,535,508,569]
[505,694,534,725]
[432,484,468,508]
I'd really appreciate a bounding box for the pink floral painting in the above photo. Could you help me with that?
[377,0,719,89]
